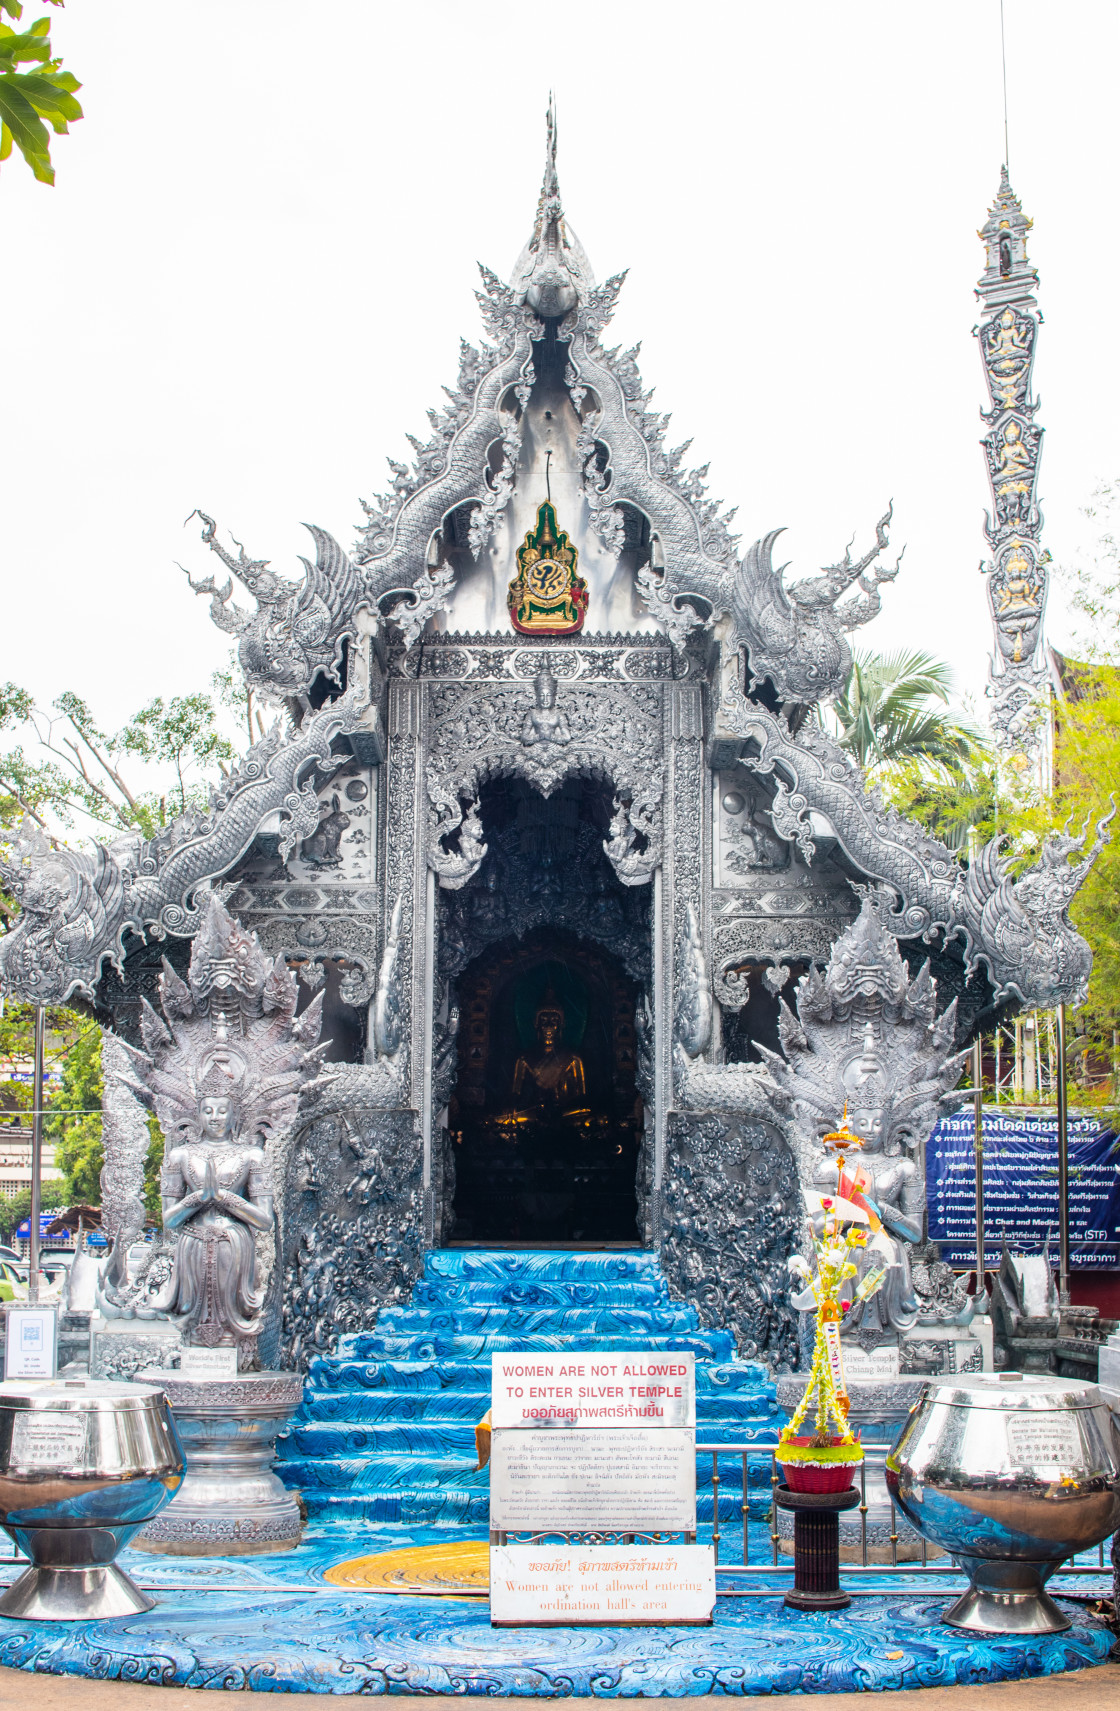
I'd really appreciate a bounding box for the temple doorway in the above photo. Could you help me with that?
[447,929,642,1244]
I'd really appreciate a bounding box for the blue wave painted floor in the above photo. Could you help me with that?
[0,1250,1112,1693]
[0,1524,1110,1697]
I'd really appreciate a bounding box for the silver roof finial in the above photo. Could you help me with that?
[509,95,595,316]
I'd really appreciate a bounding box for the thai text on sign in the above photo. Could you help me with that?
[926,1111,1120,1268]
[490,1545,714,1626]
[490,1352,695,1429]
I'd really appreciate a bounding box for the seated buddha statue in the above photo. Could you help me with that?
[511,995,587,1114]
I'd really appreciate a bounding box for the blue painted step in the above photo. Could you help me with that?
[276,1248,777,1526]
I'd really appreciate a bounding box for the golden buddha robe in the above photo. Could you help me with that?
[511,1047,587,1110]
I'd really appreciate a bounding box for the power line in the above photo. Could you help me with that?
[1000,0,1011,172]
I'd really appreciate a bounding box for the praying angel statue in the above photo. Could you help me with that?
[98,895,326,1369]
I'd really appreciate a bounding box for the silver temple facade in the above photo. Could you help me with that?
[0,122,1108,1372]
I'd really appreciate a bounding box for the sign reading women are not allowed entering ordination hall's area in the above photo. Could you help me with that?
[488,1351,715,1626]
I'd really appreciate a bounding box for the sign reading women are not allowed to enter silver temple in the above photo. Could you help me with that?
[489,1350,715,1625]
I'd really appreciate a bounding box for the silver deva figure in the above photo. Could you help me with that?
[100,895,326,1369]
[762,892,970,1339]
[157,1089,274,1357]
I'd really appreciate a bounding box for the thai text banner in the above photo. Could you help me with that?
[491,1351,695,1429]
[926,1110,1120,1268]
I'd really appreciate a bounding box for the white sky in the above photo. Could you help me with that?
[2,0,1118,753]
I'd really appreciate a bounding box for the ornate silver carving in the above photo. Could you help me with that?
[660,1111,800,1368]
[423,673,664,887]
[975,168,1050,752]
[98,1031,153,1303]
[371,896,406,1059]
[99,897,325,1369]
[184,511,365,703]
[0,679,368,1004]
[729,510,900,704]
[282,1108,423,1365]
[728,698,1110,1008]
[675,902,712,1057]
[508,99,596,319]
[355,279,538,642]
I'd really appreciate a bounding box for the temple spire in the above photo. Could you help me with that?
[975,166,1049,752]
[508,95,595,317]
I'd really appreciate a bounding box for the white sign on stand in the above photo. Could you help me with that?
[490,1545,715,1626]
[4,1305,58,1379]
[489,1349,714,1626]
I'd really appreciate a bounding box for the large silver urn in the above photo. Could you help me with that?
[886,1373,1120,1634]
[132,1371,304,1556]
[0,1378,184,1620]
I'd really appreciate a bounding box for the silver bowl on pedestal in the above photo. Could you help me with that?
[886,1372,1120,1634]
[0,1377,184,1620]
[131,1370,304,1556]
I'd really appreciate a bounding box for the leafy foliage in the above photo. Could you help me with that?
[834,650,982,775]
[49,1017,166,1224]
[0,2,80,185]
[0,683,237,841]
[831,648,995,854]
[1049,664,1120,1048]
[0,1186,33,1240]
[0,1004,164,1225]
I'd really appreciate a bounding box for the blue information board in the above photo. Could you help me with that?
[925,1110,1120,1269]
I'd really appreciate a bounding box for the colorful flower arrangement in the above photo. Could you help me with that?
[776,1111,888,1493]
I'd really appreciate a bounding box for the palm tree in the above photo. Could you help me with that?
[833,650,982,774]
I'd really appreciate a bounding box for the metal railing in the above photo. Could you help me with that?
[702,1441,1109,1586]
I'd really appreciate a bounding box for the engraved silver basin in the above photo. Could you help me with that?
[885,1372,1120,1634]
[0,1377,184,1620]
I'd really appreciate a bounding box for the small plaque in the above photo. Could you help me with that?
[1006,1411,1082,1469]
[490,1426,696,1532]
[10,1410,88,1468]
[179,1346,238,1380]
[491,1353,694,1430]
[4,1306,58,1379]
[841,1341,900,1383]
[490,1544,715,1626]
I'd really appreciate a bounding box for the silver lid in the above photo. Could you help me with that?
[0,1378,168,1409]
[925,1373,1101,1411]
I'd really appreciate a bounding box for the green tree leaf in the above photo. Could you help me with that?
[0,5,80,183]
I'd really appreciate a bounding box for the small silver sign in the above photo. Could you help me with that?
[10,1411,88,1469]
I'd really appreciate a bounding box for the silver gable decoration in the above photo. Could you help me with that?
[184,511,365,703]
[0,675,367,1004]
[728,697,1109,1009]
[729,510,901,704]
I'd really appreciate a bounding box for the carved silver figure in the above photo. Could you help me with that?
[729,510,900,704]
[679,892,970,1341]
[100,896,325,1369]
[183,511,365,704]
